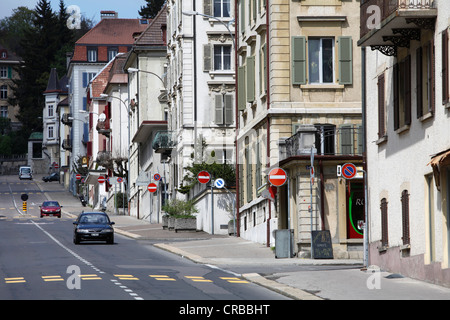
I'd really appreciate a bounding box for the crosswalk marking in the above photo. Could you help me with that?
[149,275,176,281]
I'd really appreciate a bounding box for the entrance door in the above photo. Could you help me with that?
[347,181,365,239]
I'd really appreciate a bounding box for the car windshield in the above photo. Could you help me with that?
[79,214,109,224]
[43,201,59,207]
[22,168,31,173]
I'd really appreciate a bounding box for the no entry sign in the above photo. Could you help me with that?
[98,176,106,184]
[268,168,288,187]
[341,163,357,179]
[147,182,157,193]
[76,173,81,180]
[197,171,211,184]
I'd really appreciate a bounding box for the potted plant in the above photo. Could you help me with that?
[162,199,199,232]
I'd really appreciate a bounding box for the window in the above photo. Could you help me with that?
[0,85,7,99]
[108,47,118,61]
[308,38,334,84]
[214,0,230,17]
[87,47,98,62]
[48,126,54,139]
[214,45,232,70]
[315,124,335,155]
[48,105,54,117]
[380,198,388,248]
[377,73,386,139]
[416,42,435,118]
[0,67,7,78]
[393,56,411,130]
[0,106,7,118]
[401,190,410,246]
[214,94,233,125]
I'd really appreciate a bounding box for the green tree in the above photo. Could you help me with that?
[138,0,166,19]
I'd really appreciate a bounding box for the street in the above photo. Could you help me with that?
[0,175,288,303]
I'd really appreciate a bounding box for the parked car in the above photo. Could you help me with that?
[40,201,62,218]
[19,166,32,180]
[73,212,115,244]
[42,172,59,182]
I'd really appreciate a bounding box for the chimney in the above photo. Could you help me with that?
[101,11,118,19]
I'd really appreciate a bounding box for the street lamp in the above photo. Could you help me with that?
[127,67,165,86]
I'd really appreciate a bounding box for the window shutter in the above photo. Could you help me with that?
[381,198,388,248]
[83,97,87,111]
[7,66,12,79]
[224,94,233,124]
[240,0,246,34]
[237,66,246,110]
[339,125,353,155]
[393,63,399,130]
[404,55,411,126]
[430,39,435,114]
[203,44,212,71]
[416,46,423,118]
[443,29,449,104]
[215,95,223,124]
[377,73,385,138]
[82,72,88,88]
[204,0,212,16]
[292,36,306,85]
[401,190,410,245]
[261,43,267,93]
[246,56,255,102]
[338,36,353,85]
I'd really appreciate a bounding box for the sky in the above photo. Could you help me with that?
[1,0,148,21]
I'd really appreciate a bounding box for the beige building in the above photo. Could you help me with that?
[0,45,21,130]
[236,0,363,258]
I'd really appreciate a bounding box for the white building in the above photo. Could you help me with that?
[166,0,236,234]
[359,0,450,286]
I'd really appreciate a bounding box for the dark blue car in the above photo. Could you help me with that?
[73,212,115,244]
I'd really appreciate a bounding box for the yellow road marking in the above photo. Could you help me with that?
[114,274,139,280]
[79,274,102,280]
[149,275,176,281]
[185,276,213,282]
[220,277,249,284]
[5,277,26,283]
[42,275,64,282]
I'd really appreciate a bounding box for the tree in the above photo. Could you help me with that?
[138,0,166,19]
[0,6,35,56]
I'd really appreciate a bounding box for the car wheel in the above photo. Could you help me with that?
[73,235,80,244]
[107,235,114,244]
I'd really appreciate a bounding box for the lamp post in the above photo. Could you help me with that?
[99,93,130,210]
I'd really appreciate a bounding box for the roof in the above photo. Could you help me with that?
[76,18,151,45]
[134,4,167,47]
[44,69,69,94]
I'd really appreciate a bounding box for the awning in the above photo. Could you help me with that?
[428,149,450,190]
[84,169,107,185]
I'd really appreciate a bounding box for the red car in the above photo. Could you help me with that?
[40,201,62,218]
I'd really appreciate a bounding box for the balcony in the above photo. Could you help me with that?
[61,113,73,126]
[359,0,437,56]
[62,138,72,151]
[96,120,111,137]
[152,130,174,154]
[280,125,363,161]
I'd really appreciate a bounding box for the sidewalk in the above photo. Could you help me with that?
[36,174,450,300]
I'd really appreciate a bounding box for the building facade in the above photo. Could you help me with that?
[359,0,450,286]
[236,0,363,257]
[0,45,21,131]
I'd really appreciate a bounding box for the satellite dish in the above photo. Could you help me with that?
[98,113,106,122]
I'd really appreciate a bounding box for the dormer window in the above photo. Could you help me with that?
[87,47,98,62]
[1,51,6,59]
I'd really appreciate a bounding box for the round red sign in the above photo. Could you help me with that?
[76,173,81,180]
[98,176,106,184]
[197,171,211,184]
[268,168,288,187]
[148,182,157,193]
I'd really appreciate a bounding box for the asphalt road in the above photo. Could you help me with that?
[0,175,289,304]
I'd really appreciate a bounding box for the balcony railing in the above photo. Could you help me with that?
[61,113,73,126]
[96,120,111,136]
[62,138,72,151]
[360,0,436,47]
[283,126,363,159]
[152,131,174,154]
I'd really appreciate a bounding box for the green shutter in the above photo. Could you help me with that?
[238,66,246,110]
[292,36,306,85]
[240,0,245,34]
[215,95,223,124]
[203,44,212,71]
[204,0,212,16]
[338,36,353,85]
[246,56,255,102]
[7,66,12,79]
[224,94,233,124]
[339,125,353,155]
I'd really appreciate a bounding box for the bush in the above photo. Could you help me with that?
[162,199,198,218]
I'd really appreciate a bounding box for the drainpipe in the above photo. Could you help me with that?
[266,4,271,247]
[319,159,325,230]
[235,0,240,237]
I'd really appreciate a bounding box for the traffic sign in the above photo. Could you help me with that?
[76,173,81,180]
[147,182,157,193]
[98,176,106,184]
[117,177,123,183]
[341,163,357,179]
[154,173,161,181]
[214,178,225,189]
[197,171,211,184]
[268,168,288,187]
